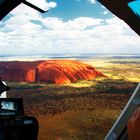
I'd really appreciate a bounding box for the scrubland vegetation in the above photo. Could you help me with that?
[8,58,140,140]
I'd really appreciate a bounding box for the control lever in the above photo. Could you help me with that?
[0,79,10,95]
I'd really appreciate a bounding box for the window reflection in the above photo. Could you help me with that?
[128,0,140,17]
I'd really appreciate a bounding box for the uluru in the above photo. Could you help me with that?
[0,60,105,84]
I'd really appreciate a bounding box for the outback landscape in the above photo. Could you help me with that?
[2,56,140,140]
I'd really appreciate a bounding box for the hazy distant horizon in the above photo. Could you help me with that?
[0,53,140,56]
[0,53,140,61]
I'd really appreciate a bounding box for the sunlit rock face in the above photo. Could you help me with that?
[0,60,105,84]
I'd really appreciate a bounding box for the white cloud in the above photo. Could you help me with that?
[101,11,109,15]
[87,0,96,4]
[101,5,106,9]
[0,3,140,55]
[42,17,103,30]
[46,1,57,9]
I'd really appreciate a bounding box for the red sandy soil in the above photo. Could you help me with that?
[0,60,105,84]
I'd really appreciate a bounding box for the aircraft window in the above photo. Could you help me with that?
[128,0,140,17]
[0,1,140,140]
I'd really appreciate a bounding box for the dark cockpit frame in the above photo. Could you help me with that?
[98,0,140,36]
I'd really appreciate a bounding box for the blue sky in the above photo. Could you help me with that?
[45,0,112,20]
[0,0,140,55]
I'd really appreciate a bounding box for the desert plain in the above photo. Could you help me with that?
[5,56,140,140]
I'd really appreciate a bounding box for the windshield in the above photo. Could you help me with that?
[0,0,140,139]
